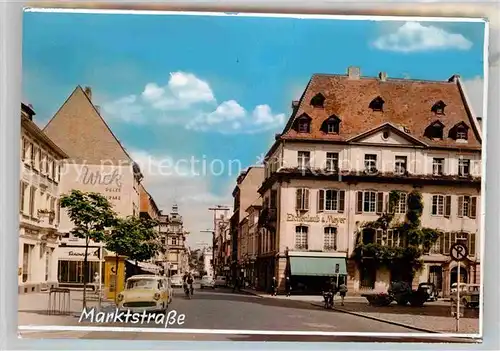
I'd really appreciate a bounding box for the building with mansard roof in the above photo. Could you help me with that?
[257,67,481,296]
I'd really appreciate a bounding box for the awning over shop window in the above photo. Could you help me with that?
[289,256,347,276]
[126,260,161,274]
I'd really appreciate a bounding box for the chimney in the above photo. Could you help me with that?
[291,100,299,109]
[347,66,360,79]
[95,105,101,114]
[84,86,92,101]
[476,116,482,130]
[379,72,388,82]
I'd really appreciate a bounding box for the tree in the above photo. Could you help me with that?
[60,190,116,309]
[104,216,162,303]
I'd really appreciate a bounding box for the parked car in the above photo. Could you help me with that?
[214,276,227,287]
[418,282,439,301]
[461,284,480,308]
[450,282,467,294]
[200,276,215,289]
[170,274,183,288]
[388,281,429,307]
[117,275,170,313]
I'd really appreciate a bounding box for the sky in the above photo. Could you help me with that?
[22,11,486,248]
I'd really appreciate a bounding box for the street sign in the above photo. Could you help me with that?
[450,242,468,261]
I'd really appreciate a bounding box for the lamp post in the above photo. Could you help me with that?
[208,205,230,276]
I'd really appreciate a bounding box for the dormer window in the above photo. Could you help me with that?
[321,115,341,134]
[295,113,312,133]
[449,122,469,141]
[369,96,384,111]
[310,93,325,108]
[432,100,447,115]
[425,120,444,139]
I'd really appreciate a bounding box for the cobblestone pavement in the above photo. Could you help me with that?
[17,287,478,342]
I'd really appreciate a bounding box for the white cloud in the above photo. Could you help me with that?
[373,22,473,53]
[130,149,235,248]
[101,71,285,134]
[462,76,484,117]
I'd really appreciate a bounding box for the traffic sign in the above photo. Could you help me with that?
[450,242,468,261]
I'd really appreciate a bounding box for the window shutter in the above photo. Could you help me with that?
[356,192,363,213]
[470,197,477,219]
[338,190,345,213]
[443,232,450,254]
[439,233,444,254]
[445,195,452,217]
[304,189,310,210]
[457,196,464,217]
[317,190,324,212]
[295,189,301,210]
[469,233,476,256]
[376,192,384,214]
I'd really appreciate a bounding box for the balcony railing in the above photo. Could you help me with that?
[323,245,338,252]
[294,244,308,251]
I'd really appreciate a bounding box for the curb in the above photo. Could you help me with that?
[236,289,265,298]
[310,302,439,334]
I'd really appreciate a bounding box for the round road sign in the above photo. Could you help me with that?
[450,242,468,261]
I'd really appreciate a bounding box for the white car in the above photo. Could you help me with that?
[450,282,467,294]
[170,275,183,288]
[200,276,215,289]
[117,275,171,313]
[214,276,227,288]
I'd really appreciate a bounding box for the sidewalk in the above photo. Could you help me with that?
[240,288,479,334]
[18,290,114,326]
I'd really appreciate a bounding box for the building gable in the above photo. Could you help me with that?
[43,86,132,164]
[347,123,428,147]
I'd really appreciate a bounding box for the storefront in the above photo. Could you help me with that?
[286,251,348,294]
[57,246,104,287]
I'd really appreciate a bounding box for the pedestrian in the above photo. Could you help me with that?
[339,281,348,306]
[93,272,100,294]
[271,276,277,296]
[285,276,291,297]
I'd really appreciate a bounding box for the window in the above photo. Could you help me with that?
[426,121,444,139]
[41,153,47,175]
[56,199,61,223]
[22,244,33,282]
[432,100,446,114]
[364,154,377,173]
[326,152,339,171]
[172,237,177,246]
[298,118,310,133]
[360,264,376,289]
[456,126,468,140]
[296,188,310,211]
[21,138,28,161]
[374,229,402,247]
[324,227,337,250]
[430,235,441,254]
[29,186,36,218]
[30,144,36,166]
[442,232,476,257]
[20,181,28,214]
[432,158,444,176]
[318,189,345,212]
[49,197,56,224]
[395,156,407,175]
[394,192,407,214]
[45,249,51,281]
[45,155,50,175]
[327,121,339,133]
[369,96,384,111]
[310,93,325,107]
[57,164,61,182]
[297,151,311,169]
[363,191,377,213]
[52,161,57,181]
[458,195,477,218]
[431,195,445,216]
[295,226,308,250]
[270,190,277,208]
[458,158,471,177]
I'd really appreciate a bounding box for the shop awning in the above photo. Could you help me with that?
[289,257,347,276]
[126,260,161,274]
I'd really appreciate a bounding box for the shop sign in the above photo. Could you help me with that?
[77,166,124,202]
[286,213,346,224]
[59,247,100,261]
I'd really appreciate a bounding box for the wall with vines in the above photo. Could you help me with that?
[351,190,441,282]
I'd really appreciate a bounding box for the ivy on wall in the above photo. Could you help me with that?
[352,190,441,281]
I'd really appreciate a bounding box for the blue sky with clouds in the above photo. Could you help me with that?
[22,12,486,246]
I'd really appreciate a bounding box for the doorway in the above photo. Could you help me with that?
[450,265,468,287]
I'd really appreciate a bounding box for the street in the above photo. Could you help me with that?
[18,283,476,342]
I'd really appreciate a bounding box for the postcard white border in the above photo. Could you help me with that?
[2,2,499,350]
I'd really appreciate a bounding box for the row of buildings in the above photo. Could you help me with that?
[18,86,189,293]
[227,67,482,297]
